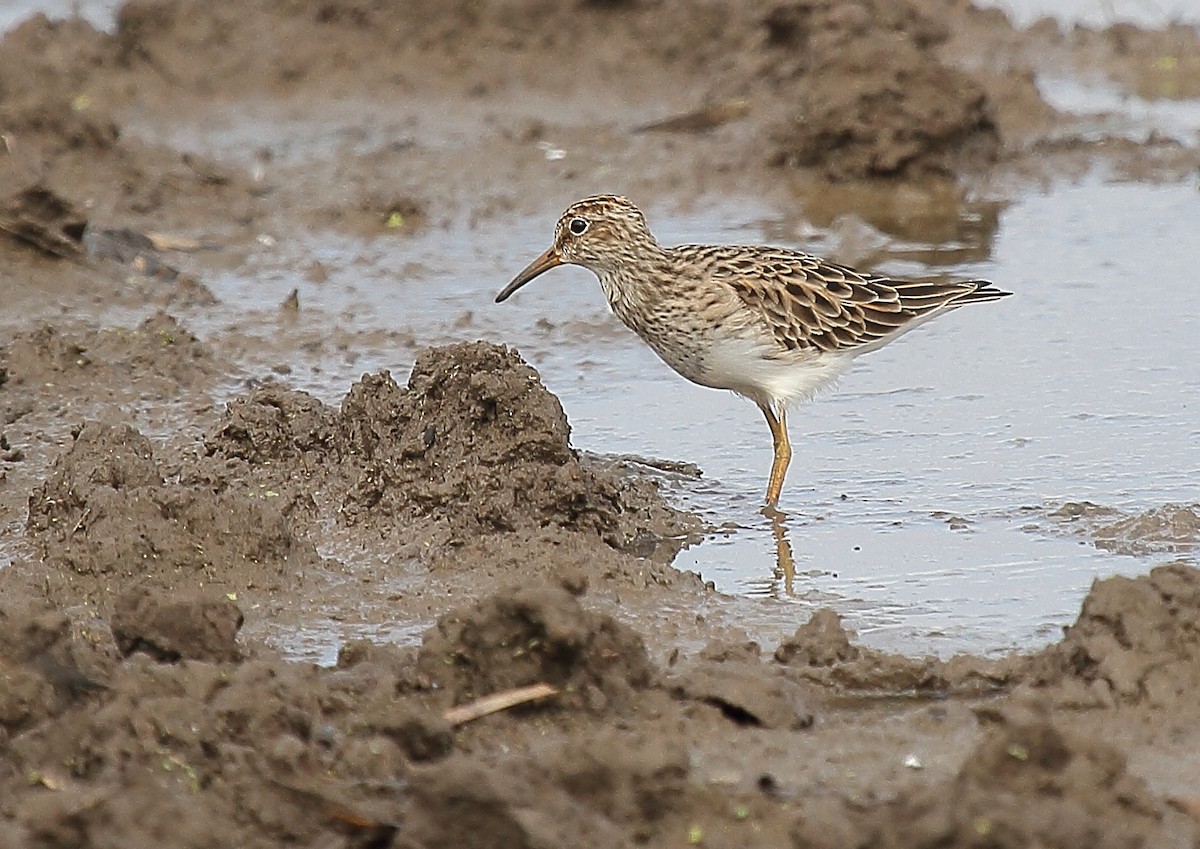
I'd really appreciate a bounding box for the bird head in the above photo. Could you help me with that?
[495,194,656,302]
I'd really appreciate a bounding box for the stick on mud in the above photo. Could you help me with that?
[442,683,559,726]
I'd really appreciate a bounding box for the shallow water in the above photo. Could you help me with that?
[1038,75,1200,144]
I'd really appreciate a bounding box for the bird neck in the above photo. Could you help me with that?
[594,241,671,313]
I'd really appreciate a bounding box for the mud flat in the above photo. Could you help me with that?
[3,1,1200,845]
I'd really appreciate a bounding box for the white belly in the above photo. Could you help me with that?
[684,335,853,410]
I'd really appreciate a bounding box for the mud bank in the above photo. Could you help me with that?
[4,327,1200,846]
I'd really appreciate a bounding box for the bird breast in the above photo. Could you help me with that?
[598,266,850,408]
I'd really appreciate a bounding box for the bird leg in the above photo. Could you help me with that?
[760,403,792,508]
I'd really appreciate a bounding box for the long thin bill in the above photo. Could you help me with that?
[495,247,562,303]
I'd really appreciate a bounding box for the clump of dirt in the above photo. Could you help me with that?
[417,583,655,712]
[25,421,319,600]
[666,640,815,730]
[775,608,1020,695]
[1026,564,1200,709]
[203,380,338,466]
[195,342,690,551]
[761,0,999,179]
[0,183,87,259]
[191,380,341,524]
[0,312,216,393]
[109,587,244,663]
[791,710,1163,848]
[334,342,685,548]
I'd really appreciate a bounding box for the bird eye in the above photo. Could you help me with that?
[568,217,589,236]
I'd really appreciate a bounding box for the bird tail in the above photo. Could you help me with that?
[952,281,1013,305]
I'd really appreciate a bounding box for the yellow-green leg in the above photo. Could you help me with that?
[760,403,792,508]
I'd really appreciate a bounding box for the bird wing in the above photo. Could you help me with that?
[680,244,1005,355]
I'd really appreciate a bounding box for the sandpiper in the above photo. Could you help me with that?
[495,194,1010,508]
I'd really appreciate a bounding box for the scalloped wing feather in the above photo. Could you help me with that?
[676,245,1006,355]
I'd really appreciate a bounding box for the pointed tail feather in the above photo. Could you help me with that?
[952,281,1012,306]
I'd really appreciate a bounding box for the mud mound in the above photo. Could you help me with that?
[2,651,409,847]
[775,608,1020,695]
[417,584,654,712]
[763,0,999,179]
[1027,564,1200,708]
[204,381,338,465]
[0,312,215,393]
[335,342,683,548]
[0,15,120,155]
[1093,503,1200,556]
[791,712,1162,848]
[192,381,341,523]
[26,421,318,598]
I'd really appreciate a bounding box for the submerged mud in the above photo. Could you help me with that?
[2,0,1200,846]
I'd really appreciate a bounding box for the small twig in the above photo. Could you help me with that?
[443,683,558,726]
[71,507,92,535]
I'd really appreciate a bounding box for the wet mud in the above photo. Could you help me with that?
[3,0,1200,846]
